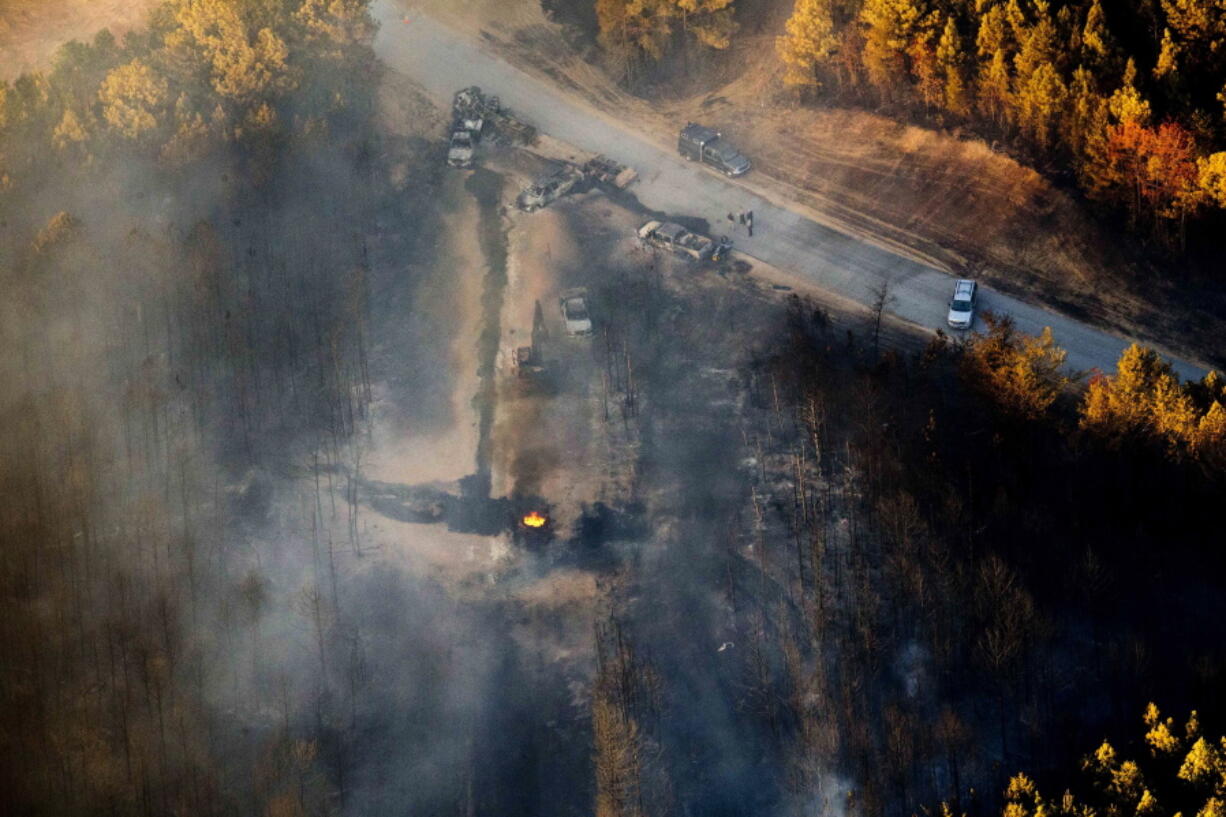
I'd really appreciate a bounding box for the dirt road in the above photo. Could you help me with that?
[373,1,1207,381]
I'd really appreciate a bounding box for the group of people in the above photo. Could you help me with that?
[727,209,755,237]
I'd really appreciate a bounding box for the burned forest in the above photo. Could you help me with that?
[2,2,1226,817]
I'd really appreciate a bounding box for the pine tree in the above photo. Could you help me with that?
[99,58,169,141]
[778,0,840,87]
[1199,152,1226,208]
[860,0,930,94]
[936,15,969,114]
[1107,59,1152,125]
[978,48,1014,126]
[1153,27,1181,80]
[1081,0,1118,70]
[976,4,1011,60]
[1016,61,1065,148]
[1013,12,1058,82]
[963,316,1069,420]
[1063,65,1108,158]
[676,0,739,50]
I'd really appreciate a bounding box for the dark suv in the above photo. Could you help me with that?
[678,123,751,177]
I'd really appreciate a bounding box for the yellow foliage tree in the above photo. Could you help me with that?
[1081,346,1224,462]
[52,108,90,151]
[978,49,1014,126]
[1154,28,1181,80]
[1179,737,1220,786]
[1198,152,1226,208]
[859,0,931,93]
[295,0,377,50]
[936,15,970,114]
[597,0,678,65]
[173,0,298,104]
[1006,707,1226,817]
[99,59,169,140]
[1081,0,1117,68]
[1145,703,1183,756]
[1016,61,1066,148]
[676,0,738,50]
[778,0,839,87]
[1108,59,1152,125]
[964,315,1070,421]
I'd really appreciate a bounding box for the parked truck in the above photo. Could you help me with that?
[678,123,751,177]
[638,220,717,261]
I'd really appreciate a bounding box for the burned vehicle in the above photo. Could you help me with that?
[517,155,636,213]
[446,129,475,168]
[559,289,593,336]
[678,123,751,177]
[517,166,585,212]
[637,220,716,262]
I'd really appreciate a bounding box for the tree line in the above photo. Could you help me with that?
[0,2,386,814]
[727,300,1226,816]
[777,0,1226,250]
[0,0,375,176]
[595,0,739,80]
[990,704,1226,817]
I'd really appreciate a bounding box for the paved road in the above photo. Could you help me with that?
[373,1,1208,380]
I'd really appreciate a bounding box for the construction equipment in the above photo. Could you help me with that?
[512,301,549,378]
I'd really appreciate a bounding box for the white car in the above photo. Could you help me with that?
[559,289,592,336]
[947,279,977,330]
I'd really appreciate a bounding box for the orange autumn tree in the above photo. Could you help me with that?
[1095,119,1205,242]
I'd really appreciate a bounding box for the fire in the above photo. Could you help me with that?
[522,510,547,528]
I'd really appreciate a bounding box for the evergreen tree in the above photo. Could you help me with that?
[99,58,169,141]
[978,48,1014,126]
[1016,61,1066,148]
[778,0,840,87]
[860,0,930,94]
[936,15,970,114]
[1081,0,1118,71]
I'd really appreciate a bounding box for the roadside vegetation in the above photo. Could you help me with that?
[776,0,1226,254]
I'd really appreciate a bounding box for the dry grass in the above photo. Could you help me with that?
[0,0,160,78]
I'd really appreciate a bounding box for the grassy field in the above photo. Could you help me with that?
[0,0,159,78]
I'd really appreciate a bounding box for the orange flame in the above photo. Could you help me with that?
[522,511,547,528]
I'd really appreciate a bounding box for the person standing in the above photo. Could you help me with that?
[747,210,754,237]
